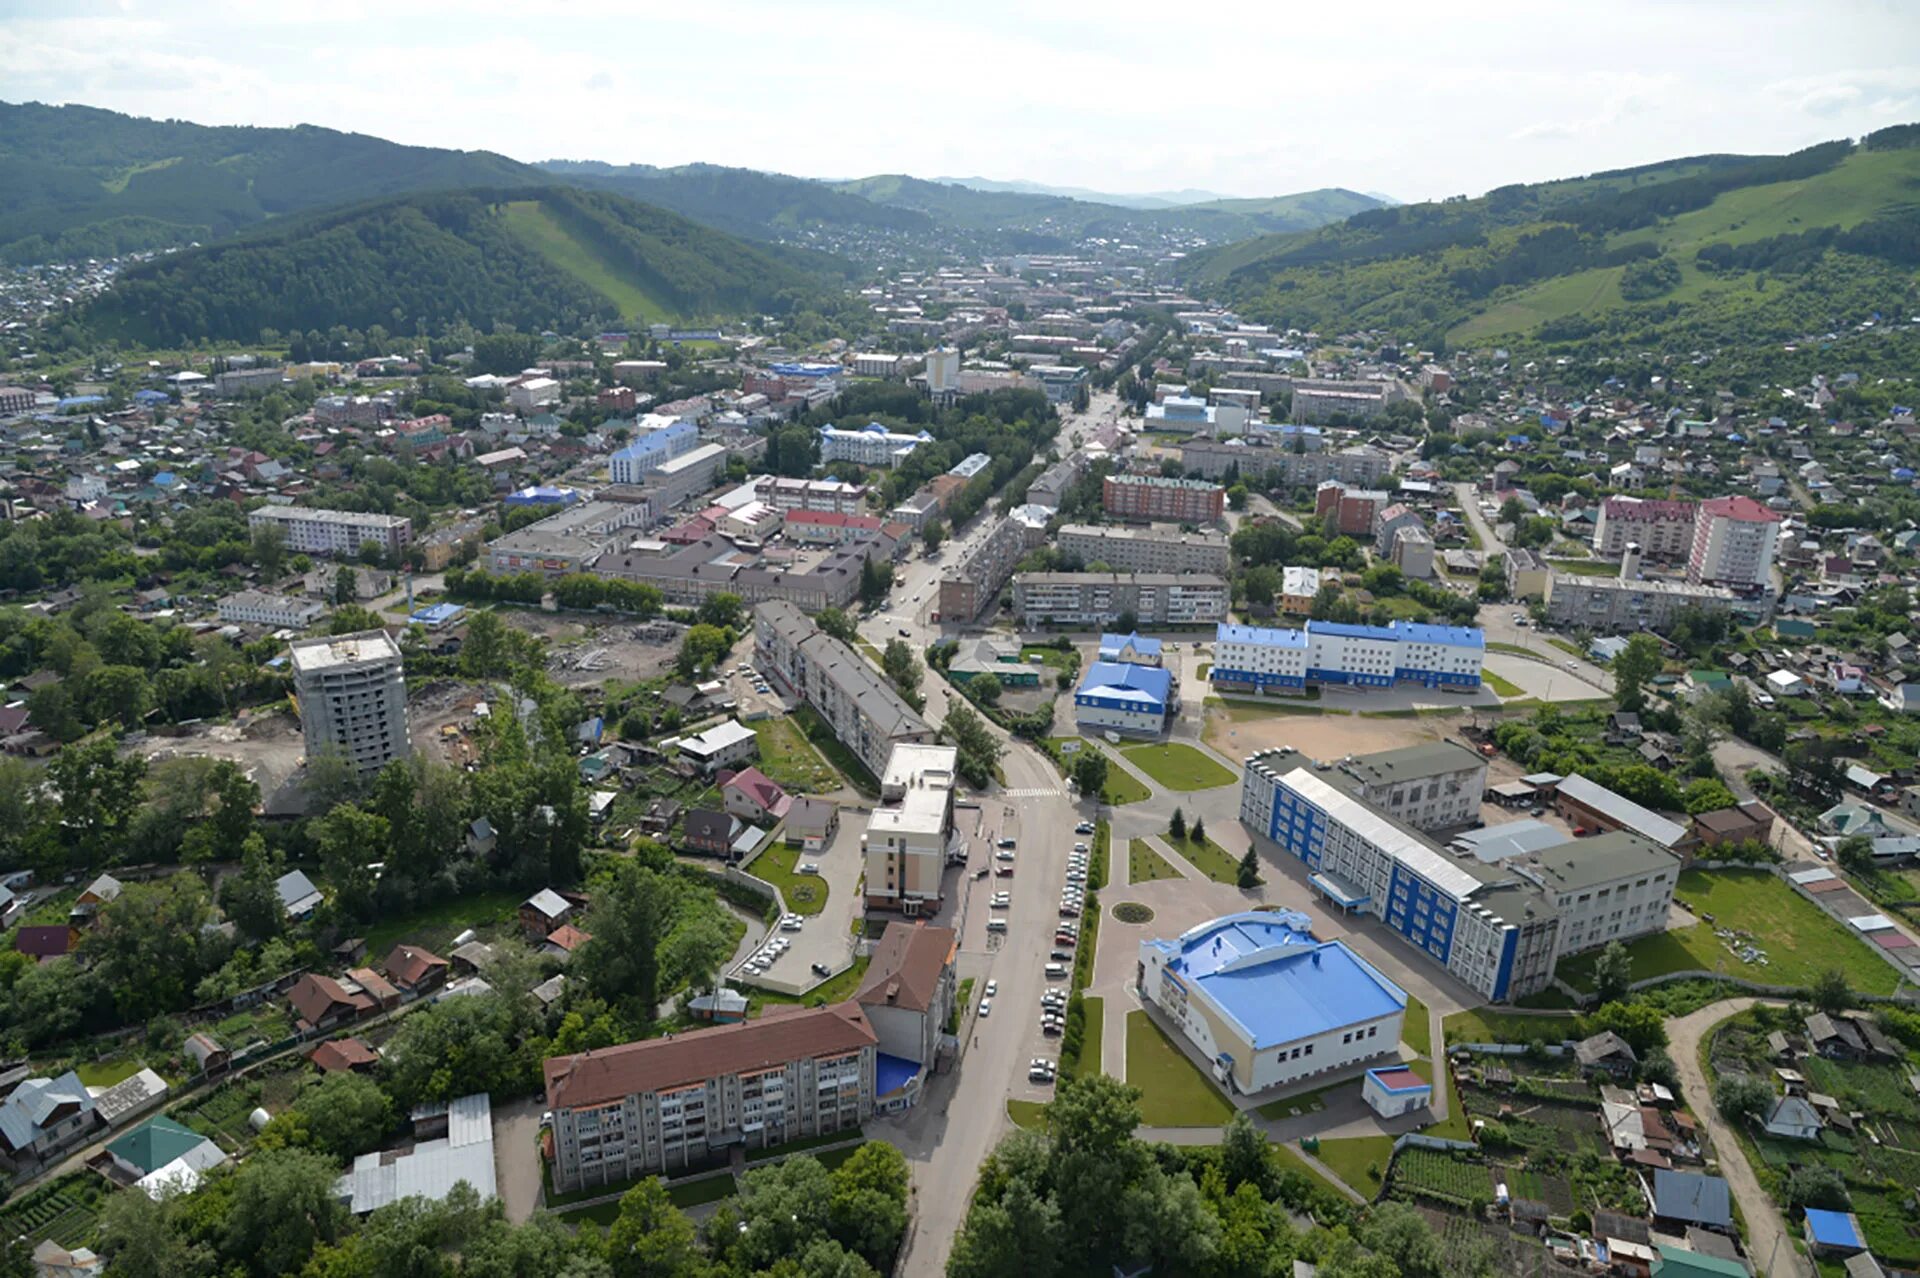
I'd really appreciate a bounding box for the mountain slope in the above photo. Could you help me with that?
[1180,132,1920,353]
[929,177,1237,208]
[0,101,549,264]
[78,186,833,347]
[537,160,934,242]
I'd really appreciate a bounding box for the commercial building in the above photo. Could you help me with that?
[937,516,1028,623]
[1553,773,1690,851]
[1315,482,1391,537]
[1074,661,1174,737]
[290,630,410,776]
[508,377,560,412]
[1542,572,1735,630]
[925,347,960,398]
[1013,572,1229,628]
[595,531,890,613]
[1027,364,1088,404]
[1688,495,1782,590]
[1290,378,1391,423]
[753,477,870,515]
[249,506,413,559]
[1328,742,1488,831]
[215,366,287,396]
[863,744,961,915]
[754,601,932,778]
[337,1093,496,1214]
[640,443,728,513]
[819,423,932,468]
[1210,620,1484,694]
[543,1002,878,1190]
[854,922,957,1108]
[1103,474,1225,524]
[487,500,651,576]
[1593,497,1697,560]
[1137,911,1406,1095]
[785,509,883,545]
[217,590,326,630]
[608,417,699,483]
[1055,523,1230,577]
[1098,632,1162,666]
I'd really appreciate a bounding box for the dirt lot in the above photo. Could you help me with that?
[133,710,309,813]
[408,680,491,768]
[1202,700,1473,762]
[504,611,683,689]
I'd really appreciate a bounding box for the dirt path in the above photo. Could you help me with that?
[1666,997,1807,1277]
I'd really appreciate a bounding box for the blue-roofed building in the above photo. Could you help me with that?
[409,603,466,630]
[1074,661,1174,737]
[1138,911,1407,1095]
[133,389,170,405]
[1804,1208,1865,1256]
[503,485,580,508]
[608,416,698,484]
[1211,619,1483,695]
[1098,632,1163,666]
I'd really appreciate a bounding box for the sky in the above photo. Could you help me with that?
[3,0,1919,203]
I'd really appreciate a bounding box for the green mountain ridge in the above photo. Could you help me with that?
[76,185,836,348]
[1179,130,1920,354]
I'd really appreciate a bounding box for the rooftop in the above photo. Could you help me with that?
[1516,829,1678,894]
[288,629,401,674]
[1336,741,1486,789]
[1264,762,1488,901]
[1556,774,1689,848]
[1078,661,1173,707]
[336,1092,495,1213]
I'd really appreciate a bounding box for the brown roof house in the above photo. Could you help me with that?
[783,797,840,851]
[855,921,957,1107]
[1692,800,1776,850]
[288,974,374,1032]
[308,1037,380,1074]
[682,808,736,858]
[383,944,450,994]
[541,924,592,961]
[346,967,401,1009]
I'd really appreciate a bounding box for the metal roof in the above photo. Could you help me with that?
[1555,774,1688,848]
[1278,767,1486,900]
[336,1092,495,1214]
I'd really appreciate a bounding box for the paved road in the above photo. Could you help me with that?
[1665,998,1807,1278]
[494,1094,545,1224]
[1451,481,1504,556]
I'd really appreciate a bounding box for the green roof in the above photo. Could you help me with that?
[107,1115,209,1175]
[1652,1245,1748,1278]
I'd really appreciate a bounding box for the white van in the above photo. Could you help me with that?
[986,919,1008,933]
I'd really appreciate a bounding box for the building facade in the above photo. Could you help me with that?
[1013,572,1229,628]
[1290,378,1391,423]
[1210,620,1484,694]
[249,506,413,559]
[1542,573,1735,630]
[754,601,932,778]
[753,477,870,515]
[863,744,960,915]
[487,500,651,576]
[936,517,1028,623]
[1688,495,1782,590]
[1592,497,1697,560]
[1074,661,1174,737]
[819,423,932,468]
[1055,523,1231,577]
[608,418,699,483]
[1330,742,1488,831]
[1315,482,1390,537]
[1103,474,1225,524]
[290,630,410,776]
[217,590,327,629]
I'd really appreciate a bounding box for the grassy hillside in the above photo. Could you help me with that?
[1181,132,1920,354]
[0,101,547,264]
[78,186,832,347]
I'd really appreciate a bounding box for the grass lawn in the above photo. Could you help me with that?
[1315,1134,1394,1196]
[1008,1099,1049,1129]
[749,716,842,793]
[1543,636,1583,659]
[501,200,673,320]
[1121,742,1237,791]
[753,956,870,1011]
[75,1059,146,1088]
[1557,867,1901,995]
[362,888,521,958]
[557,1198,625,1228]
[1165,829,1241,886]
[753,1130,863,1161]
[1075,997,1104,1079]
[743,842,828,916]
[1443,1006,1579,1047]
[1485,641,1538,657]
[1402,994,1431,1058]
[1020,645,1075,671]
[792,704,879,796]
[1127,838,1183,884]
[1547,557,1627,577]
[1482,670,1524,699]
[1046,738,1152,805]
[1125,1009,1234,1127]
[1197,661,1211,679]
[1424,1063,1472,1141]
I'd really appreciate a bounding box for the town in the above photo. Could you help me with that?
[2,34,1920,1278]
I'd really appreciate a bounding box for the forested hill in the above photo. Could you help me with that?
[1177,126,1920,356]
[77,186,837,348]
[539,160,937,242]
[0,101,549,264]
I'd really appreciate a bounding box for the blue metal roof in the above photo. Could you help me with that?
[1077,661,1172,704]
[1215,622,1309,648]
[1307,620,1399,641]
[1392,621,1486,649]
[876,1052,921,1097]
[1099,632,1162,657]
[1803,1208,1860,1249]
[1149,912,1405,1050]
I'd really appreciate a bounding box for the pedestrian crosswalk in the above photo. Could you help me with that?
[1001,787,1062,798]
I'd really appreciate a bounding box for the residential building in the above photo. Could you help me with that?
[925,346,960,397]
[1688,495,1783,590]
[1280,566,1327,614]
[1390,526,1434,578]
[608,417,699,483]
[818,422,932,468]
[722,767,791,825]
[854,922,957,1107]
[674,720,759,774]
[1103,474,1225,524]
[215,366,287,396]
[218,590,326,629]
[289,630,409,776]
[1290,378,1391,423]
[249,506,413,559]
[0,1071,97,1162]
[1137,911,1406,1095]
[543,1002,878,1190]
[754,601,932,778]
[1592,497,1697,560]
[863,744,960,915]
[338,1093,496,1213]
[1504,547,1550,600]
[784,797,839,851]
[1330,742,1488,831]
[937,517,1027,623]
[1210,620,1484,694]
[0,386,38,415]
[1373,503,1424,555]
[1252,445,1392,489]
[1315,482,1390,537]
[486,500,651,576]
[785,510,882,545]
[1027,455,1087,509]
[1013,572,1229,628]
[753,477,869,515]
[1055,523,1231,577]
[1074,661,1174,736]
[639,443,729,514]
[508,377,560,412]
[1692,801,1775,851]
[1542,573,1735,630]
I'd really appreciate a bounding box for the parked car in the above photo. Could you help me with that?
[988,918,1008,932]
[978,998,992,1017]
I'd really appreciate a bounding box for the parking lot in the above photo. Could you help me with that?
[730,815,865,995]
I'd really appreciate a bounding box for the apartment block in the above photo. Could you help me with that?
[936,516,1027,623]
[1542,573,1735,630]
[753,477,870,515]
[863,744,960,915]
[1592,497,1697,560]
[1027,454,1088,509]
[1687,495,1782,590]
[1013,572,1229,628]
[1102,474,1224,524]
[290,630,410,776]
[217,590,326,630]
[754,601,932,778]
[1504,547,1551,600]
[1315,482,1390,537]
[1055,523,1230,577]
[249,506,412,559]
[1290,378,1391,423]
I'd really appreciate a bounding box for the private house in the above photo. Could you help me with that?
[70,873,121,925]
[274,869,325,920]
[1574,1031,1639,1077]
[1807,1012,1870,1059]
[541,924,592,961]
[105,1115,228,1198]
[0,1072,96,1162]
[309,1037,380,1074]
[682,808,736,857]
[288,973,374,1032]
[384,944,450,994]
[520,889,575,939]
[1651,1170,1733,1234]
[14,925,73,963]
[1762,1093,1823,1141]
[783,797,840,851]
[1691,801,1775,851]
[346,967,400,1010]
[721,767,792,824]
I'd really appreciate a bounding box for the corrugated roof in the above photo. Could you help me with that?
[1278,767,1486,900]
[337,1092,495,1214]
[1555,773,1688,847]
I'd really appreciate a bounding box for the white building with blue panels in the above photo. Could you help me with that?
[818,423,933,468]
[1210,620,1484,694]
[609,417,699,484]
[1073,661,1174,737]
[1239,748,1561,1001]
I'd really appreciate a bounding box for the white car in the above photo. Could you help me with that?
[995,849,1015,862]
[978,998,992,1017]
[780,917,803,931]
[985,979,998,997]
[798,863,820,875]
